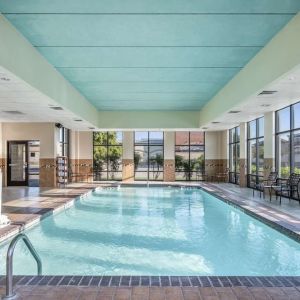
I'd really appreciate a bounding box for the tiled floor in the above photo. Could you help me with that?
[2,285,300,299]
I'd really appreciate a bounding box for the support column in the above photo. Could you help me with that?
[69,131,93,181]
[0,123,5,187]
[122,131,134,181]
[264,111,276,178]
[164,131,175,181]
[205,131,228,181]
[239,123,247,187]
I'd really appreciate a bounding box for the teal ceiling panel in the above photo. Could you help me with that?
[3,14,293,46]
[1,0,300,14]
[1,1,299,111]
[38,47,260,68]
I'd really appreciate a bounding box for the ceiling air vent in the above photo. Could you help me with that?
[2,110,24,115]
[74,119,83,122]
[228,110,241,114]
[49,106,63,111]
[212,121,220,124]
[258,90,277,96]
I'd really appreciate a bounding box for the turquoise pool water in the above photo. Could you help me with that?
[0,187,300,276]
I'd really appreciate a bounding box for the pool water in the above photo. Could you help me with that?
[0,187,300,276]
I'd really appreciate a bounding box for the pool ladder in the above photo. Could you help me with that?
[3,233,42,299]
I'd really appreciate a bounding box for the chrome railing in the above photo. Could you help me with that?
[4,233,42,299]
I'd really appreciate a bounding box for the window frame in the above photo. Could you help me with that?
[275,101,300,178]
[247,117,264,189]
[93,131,123,181]
[229,126,240,184]
[59,127,69,158]
[134,131,164,181]
[175,132,205,181]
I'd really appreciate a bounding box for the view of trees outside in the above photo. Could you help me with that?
[247,117,264,188]
[93,132,122,180]
[175,132,205,181]
[134,131,164,180]
[276,102,300,178]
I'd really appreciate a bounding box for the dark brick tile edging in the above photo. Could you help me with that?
[1,276,300,288]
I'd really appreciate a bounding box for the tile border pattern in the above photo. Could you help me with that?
[1,275,300,288]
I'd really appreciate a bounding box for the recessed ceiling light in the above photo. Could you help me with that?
[88,127,95,130]
[49,106,63,111]
[74,119,83,122]
[0,77,10,81]
[212,121,220,124]
[261,104,271,107]
[2,110,24,115]
[202,127,209,129]
[228,110,241,114]
[258,90,277,95]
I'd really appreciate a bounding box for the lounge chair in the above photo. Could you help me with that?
[215,168,229,183]
[271,173,300,204]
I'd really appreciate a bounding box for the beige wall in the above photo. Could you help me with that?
[1,122,56,158]
[164,131,175,160]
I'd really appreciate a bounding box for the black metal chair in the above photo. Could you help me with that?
[272,173,300,204]
[252,171,278,199]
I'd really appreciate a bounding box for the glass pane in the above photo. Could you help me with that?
[10,143,26,181]
[108,131,122,145]
[94,132,107,145]
[293,102,300,129]
[258,117,264,137]
[149,146,164,172]
[64,128,69,142]
[175,132,189,145]
[108,146,122,172]
[292,130,300,174]
[135,172,148,180]
[175,146,189,171]
[190,150,205,174]
[93,171,107,181]
[135,131,148,144]
[230,144,236,172]
[236,127,240,142]
[108,171,122,180]
[175,172,185,181]
[248,120,256,139]
[258,138,264,176]
[248,139,257,174]
[149,131,163,144]
[93,146,108,172]
[277,107,290,132]
[277,132,290,178]
[149,171,163,181]
[59,128,63,143]
[190,132,204,145]
[57,143,63,157]
[229,129,234,144]
[236,143,240,172]
[63,144,68,157]
[134,145,148,171]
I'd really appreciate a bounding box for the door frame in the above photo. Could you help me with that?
[7,141,29,186]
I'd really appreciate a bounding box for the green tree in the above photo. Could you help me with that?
[150,153,164,179]
[134,152,141,171]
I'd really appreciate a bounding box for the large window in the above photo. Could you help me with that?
[276,102,300,178]
[229,127,240,184]
[247,117,264,188]
[134,131,164,180]
[58,127,69,157]
[93,132,123,180]
[175,132,205,181]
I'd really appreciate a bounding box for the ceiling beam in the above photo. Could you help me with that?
[199,12,300,127]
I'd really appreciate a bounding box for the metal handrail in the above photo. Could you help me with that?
[4,233,42,299]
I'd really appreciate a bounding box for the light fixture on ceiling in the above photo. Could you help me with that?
[212,121,220,124]
[258,90,277,96]
[261,104,271,107]
[2,110,24,115]
[202,127,209,130]
[49,106,63,111]
[228,110,241,114]
[74,119,83,122]
[88,127,95,130]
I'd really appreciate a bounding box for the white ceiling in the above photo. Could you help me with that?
[0,66,95,130]
[204,64,300,131]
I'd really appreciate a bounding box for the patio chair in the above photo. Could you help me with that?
[215,168,230,183]
[252,171,278,200]
[271,173,300,204]
[69,166,86,183]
